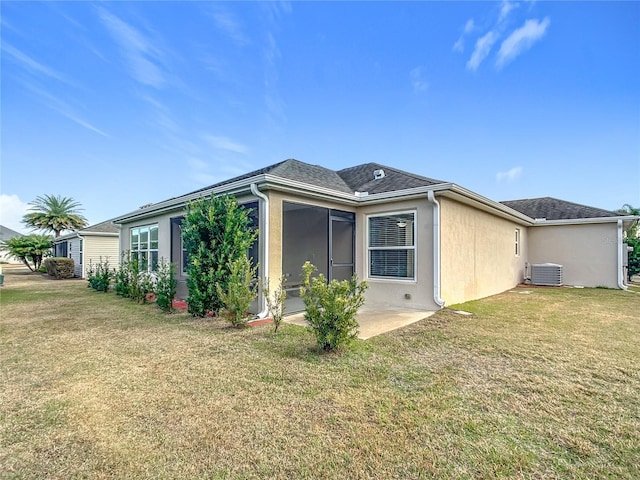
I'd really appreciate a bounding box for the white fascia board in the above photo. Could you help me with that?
[440,185,535,225]
[532,215,640,226]
[79,232,120,237]
[113,176,267,224]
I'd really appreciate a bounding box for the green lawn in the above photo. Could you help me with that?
[1,271,639,479]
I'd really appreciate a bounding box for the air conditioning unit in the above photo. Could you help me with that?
[531,263,563,286]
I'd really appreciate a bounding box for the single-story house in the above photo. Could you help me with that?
[52,220,120,278]
[0,225,23,263]
[113,159,638,315]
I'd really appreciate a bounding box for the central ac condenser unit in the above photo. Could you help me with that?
[530,263,563,286]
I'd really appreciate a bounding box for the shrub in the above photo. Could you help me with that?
[87,257,114,292]
[182,194,258,317]
[113,252,152,303]
[626,237,640,281]
[300,261,368,352]
[263,275,287,332]
[44,257,74,279]
[217,256,258,327]
[155,258,177,313]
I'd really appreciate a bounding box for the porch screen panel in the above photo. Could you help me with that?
[368,212,416,280]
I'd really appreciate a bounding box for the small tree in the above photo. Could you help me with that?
[155,259,177,313]
[300,261,368,352]
[626,237,640,281]
[0,234,52,271]
[217,256,258,327]
[182,194,258,317]
[263,275,287,332]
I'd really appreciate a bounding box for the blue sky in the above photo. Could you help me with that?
[1,1,639,233]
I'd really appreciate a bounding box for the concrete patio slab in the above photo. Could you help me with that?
[284,306,436,339]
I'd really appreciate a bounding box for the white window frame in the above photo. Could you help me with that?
[130,224,159,272]
[515,228,521,257]
[366,210,417,282]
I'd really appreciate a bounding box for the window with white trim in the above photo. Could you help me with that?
[368,211,416,280]
[131,225,159,272]
[515,228,521,256]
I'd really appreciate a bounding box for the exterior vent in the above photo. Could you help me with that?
[531,263,563,286]
[373,169,386,180]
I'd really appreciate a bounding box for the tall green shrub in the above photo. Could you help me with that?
[217,256,258,327]
[626,237,640,281]
[87,257,113,292]
[182,194,258,317]
[113,252,152,303]
[300,261,368,352]
[155,258,177,313]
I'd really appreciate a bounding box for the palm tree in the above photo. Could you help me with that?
[616,204,639,238]
[22,194,88,237]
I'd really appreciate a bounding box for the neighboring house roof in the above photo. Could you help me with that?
[0,225,23,241]
[53,220,120,243]
[501,197,620,221]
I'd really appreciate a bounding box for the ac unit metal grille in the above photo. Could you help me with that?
[531,263,563,286]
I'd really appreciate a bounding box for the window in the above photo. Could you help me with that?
[79,239,83,265]
[368,211,416,280]
[515,228,521,256]
[131,225,159,272]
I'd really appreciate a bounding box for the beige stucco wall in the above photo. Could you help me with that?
[439,197,527,305]
[528,223,619,288]
[357,198,438,310]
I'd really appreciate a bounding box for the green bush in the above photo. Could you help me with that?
[112,252,152,302]
[182,194,258,317]
[87,257,114,292]
[217,256,258,328]
[155,258,177,313]
[300,261,368,352]
[44,257,74,279]
[263,275,287,332]
[626,237,640,281]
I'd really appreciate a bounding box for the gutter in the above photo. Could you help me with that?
[427,191,445,308]
[617,219,628,290]
[250,183,270,318]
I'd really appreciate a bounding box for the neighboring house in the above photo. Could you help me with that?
[52,220,120,278]
[113,159,638,315]
[0,225,23,263]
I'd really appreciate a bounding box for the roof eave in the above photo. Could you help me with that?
[533,215,640,226]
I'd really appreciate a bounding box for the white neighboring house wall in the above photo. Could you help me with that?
[82,233,120,279]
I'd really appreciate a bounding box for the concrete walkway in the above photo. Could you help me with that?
[284,306,436,339]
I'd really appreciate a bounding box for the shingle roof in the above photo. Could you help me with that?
[338,163,446,194]
[81,220,119,234]
[500,197,620,220]
[0,225,23,240]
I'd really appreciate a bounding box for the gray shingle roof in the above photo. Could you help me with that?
[338,163,446,194]
[0,225,22,241]
[81,220,119,234]
[500,197,620,220]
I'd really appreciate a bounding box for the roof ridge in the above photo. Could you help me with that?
[338,162,446,185]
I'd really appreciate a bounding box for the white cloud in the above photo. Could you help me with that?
[410,67,429,93]
[464,19,475,34]
[210,7,249,45]
[496,166,524,183]
[499,0,518,22]
[23,82,109,137]
[497,17,550,68]
[0,194,30,234]
[203,135,248,154]
[97,7,166,88]
[452,37,464,53]
[466,30,499,71]
[2,43,75,86]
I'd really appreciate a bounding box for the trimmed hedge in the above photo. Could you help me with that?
[44,257,75,279]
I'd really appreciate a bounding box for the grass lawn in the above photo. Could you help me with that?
[1,270,639,479]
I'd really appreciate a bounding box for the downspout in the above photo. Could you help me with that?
[427,191,446,308]
[617,219,628,290]
[250,183,270,317]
